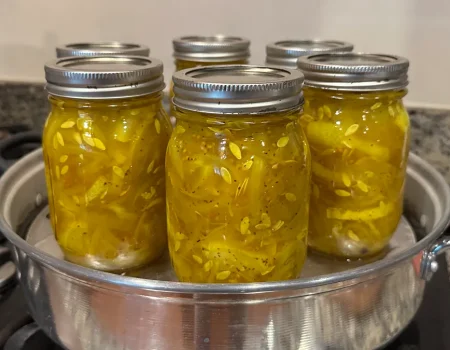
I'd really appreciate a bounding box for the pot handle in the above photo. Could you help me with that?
[421,230,450,281]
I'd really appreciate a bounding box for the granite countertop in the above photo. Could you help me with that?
[1,81,449,272]
[0,83,48,130]
[410,109,450,180]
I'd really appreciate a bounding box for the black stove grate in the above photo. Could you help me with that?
[4,323,62,350]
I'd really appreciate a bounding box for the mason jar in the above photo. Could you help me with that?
[43,56,171,271]
[297,53,410,259]
[56,42,150,57]
[169,35,250,116]
[266,40,353,69]
[168,65,311,283]
[172,35,250,70]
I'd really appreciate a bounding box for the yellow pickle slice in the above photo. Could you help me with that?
[166,109,311,283]
[301,88,410,258]
[43,95,171,270]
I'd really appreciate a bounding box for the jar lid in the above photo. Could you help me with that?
[172,35,250,62]
[266,40,353,68]
[45,56,165,99]
[56,42,150,58]
[172,65,304,114]
[298,52,409,91]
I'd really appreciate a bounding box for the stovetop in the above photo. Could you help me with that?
[0,126,450,350]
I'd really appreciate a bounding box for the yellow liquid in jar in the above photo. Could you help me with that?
[42,94,171,271]
[166,108,311,283]
[300,88,410,258]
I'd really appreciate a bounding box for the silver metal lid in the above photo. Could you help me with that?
[45,56,165,99]
[56,42,150,58]
[266,40,353,68]
[298,52,409,91]
[172,35,250,62]
[172,65,304,114]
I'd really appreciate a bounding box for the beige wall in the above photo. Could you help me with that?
[0,0,449,107]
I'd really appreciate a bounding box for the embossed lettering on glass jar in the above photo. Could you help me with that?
[43,56,171,271]
[169,65,311,283]
[266,40,353,69]
[56,42,150,58]
[297,53,410,259]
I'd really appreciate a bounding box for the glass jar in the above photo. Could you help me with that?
[56,42,150,57]
[266,40,353,69]
[297,53,410,259]
[43,56,171,271]
[168,65,310,283]
[169,35,250,116]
